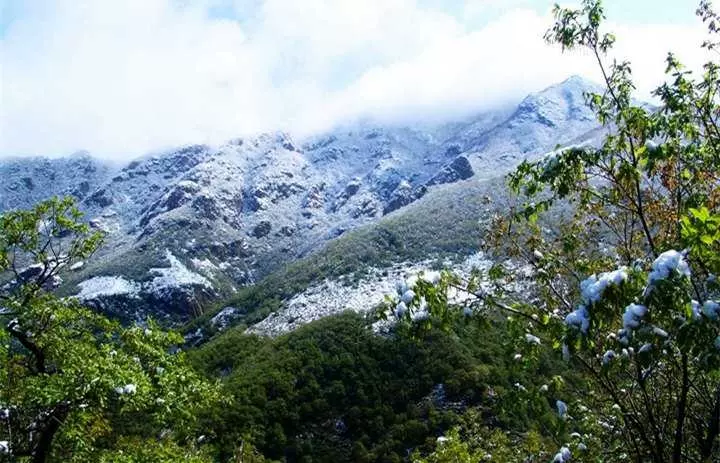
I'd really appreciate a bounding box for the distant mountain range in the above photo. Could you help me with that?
[0,76,605,326]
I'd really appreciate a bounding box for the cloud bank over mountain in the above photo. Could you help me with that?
[0,0,706,159]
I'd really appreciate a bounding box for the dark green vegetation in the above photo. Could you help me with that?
[189,312,565,462]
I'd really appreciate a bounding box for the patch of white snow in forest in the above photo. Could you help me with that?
[249,253,501,337]
[150,249,211,290]
[77,276,140,299]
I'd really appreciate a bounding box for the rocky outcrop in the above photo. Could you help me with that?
[427,156,474,186]
[303,184,325,209]
[383,181,427,215]
[251,221,272,238]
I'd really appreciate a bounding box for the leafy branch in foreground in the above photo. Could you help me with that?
[386,1,720,462]
[0,197,220,462]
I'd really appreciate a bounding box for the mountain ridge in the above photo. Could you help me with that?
[0,76,605,324]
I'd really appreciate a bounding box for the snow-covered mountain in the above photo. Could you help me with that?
[0,76,604,323]
[0,152,114,212]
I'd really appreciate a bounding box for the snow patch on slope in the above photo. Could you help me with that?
[75,250,211,304]
[149,249,211,290]
[77,276,140,299]
[249,252,494,337]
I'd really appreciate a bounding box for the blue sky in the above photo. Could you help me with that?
[0,0,700,48]
[601,0,696,24]
[0,0,706,158]
[422,0,698,26]
[0,0,700,38]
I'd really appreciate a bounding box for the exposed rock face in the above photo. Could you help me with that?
[277,225,295,237]
[0,76,605,321]
[384,181,424,214]
[210,307,244,331]
[344,179,361,198]
[74,250,216,321]
[86,188,114,208]
[303,184,325,209]
[427,156,474,186]
[446,75,602,175]
[252,221,272,238]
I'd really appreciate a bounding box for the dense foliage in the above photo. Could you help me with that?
[0,197,219,462]
[189,312,571,462]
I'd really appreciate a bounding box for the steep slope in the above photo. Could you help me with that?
[187,174,511,338]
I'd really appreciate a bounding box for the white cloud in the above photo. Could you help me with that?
[0,0,708,160]
[462,0,532,23]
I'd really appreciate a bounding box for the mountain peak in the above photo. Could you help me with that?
[546,74,603,97]
[509,75,601,127]
[561,74,597,86]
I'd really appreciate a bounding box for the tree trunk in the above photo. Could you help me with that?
[32,405,69,463]
[701,384,720,461]
[672,354,689,463]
